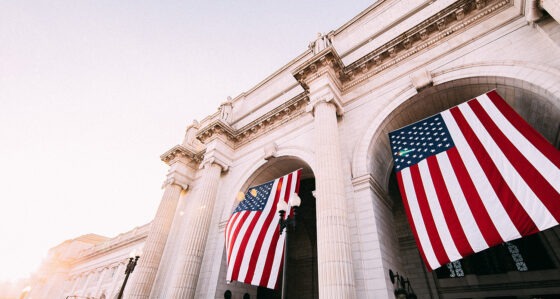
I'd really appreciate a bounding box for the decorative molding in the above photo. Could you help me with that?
[292,47,345,91]
[196,93,308,149]
[341,0,513,90]
[161,176,189,190]
[160,145,204,166]
[263,142,278,160]
[410,68,434,91]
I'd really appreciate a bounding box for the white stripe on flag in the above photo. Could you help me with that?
[436,153,488,252]
[401,168,440,269]
[418,159,462,262]
[478,94,560,194]
[459,104,557,230]
[441,110,521,241]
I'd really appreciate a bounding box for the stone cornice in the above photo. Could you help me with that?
[292,47,345,91]
[71,230,148,267]
[195,92,308,149]
[341,0,513,90]
[290,0,512,94]
[160,145,204,165]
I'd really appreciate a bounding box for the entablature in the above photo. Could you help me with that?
[160,144,204,166]
[195,92,308,149]
[294,0,514,92]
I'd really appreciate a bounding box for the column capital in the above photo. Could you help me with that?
[306,85,344,117]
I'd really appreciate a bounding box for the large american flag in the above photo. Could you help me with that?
[389,90,560,270]
[225,169,301,289]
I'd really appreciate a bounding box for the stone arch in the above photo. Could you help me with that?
[352,65,560,194]
[352,72,560,298]
[220,146,316,222]
[215,148,318,299]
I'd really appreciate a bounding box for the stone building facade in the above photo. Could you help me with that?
[29,0,560,298]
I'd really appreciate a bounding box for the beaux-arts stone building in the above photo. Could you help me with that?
[28,0,560,298]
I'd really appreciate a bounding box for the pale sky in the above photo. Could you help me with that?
[0,1,373,282]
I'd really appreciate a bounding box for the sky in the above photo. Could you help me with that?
[0,0,374,282]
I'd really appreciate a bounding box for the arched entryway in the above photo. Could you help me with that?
[373,77,560,298]
[218,156,318,299]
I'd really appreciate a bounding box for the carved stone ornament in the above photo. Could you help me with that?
[263,142,278,160]
[196,93,307,149]
[160,145,204,166]
[343,0,512,90]
[410,69,433,92]
[161,176,189,190]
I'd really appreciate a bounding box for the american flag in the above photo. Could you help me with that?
[389,90,560,270]
[225,169,301,289]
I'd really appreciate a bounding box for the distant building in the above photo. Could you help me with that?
[27,226,147,299]
[29,0,560,298]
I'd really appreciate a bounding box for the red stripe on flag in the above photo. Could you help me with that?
[449,107,539,235]
[446,147,503,245]
[426,155,474,257]
[486,90,560,168]
[409,164,450,267]
[396,171,432,270]
[468,99,560,224]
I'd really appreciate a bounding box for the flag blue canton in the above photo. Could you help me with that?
[233,181,274,213]
[389,114,455,170]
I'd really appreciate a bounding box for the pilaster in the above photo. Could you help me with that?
[351,174,400,298]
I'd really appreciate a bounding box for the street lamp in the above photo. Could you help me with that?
[117,249,142,299]
[389,269,417,299]
[276,193,302,299]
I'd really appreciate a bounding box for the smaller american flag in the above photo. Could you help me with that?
[225,169,301,289]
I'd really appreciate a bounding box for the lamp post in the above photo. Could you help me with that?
[389,269,417,299]
[117,250,141,299]
[276,193,302,299]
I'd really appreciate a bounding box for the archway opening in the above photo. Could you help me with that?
[219,156,318,299]
[378,77,560,298]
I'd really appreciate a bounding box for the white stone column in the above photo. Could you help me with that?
[168,160,224,298]
[312,99,356,299]
[127,154,193,298]
[127,182,184,298]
